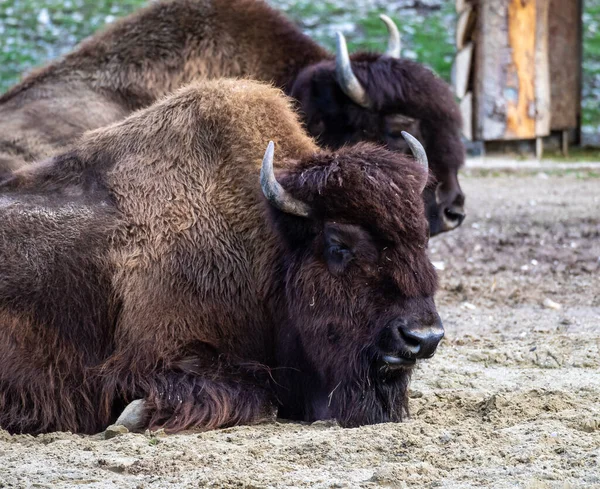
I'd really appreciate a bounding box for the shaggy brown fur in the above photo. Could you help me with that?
[0,0,463,235]
[0,79,440,434]
[0,0,325,180]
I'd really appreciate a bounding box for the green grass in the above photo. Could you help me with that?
[583,2,600,128]
[355,5,455,81]
[0,1,458,92]
[278,1,455,81]
[0,0,146,91]
[543,147,600,162]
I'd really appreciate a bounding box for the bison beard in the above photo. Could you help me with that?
[331,366,411,427]
[275,343,411,427]
[0,80,440,434]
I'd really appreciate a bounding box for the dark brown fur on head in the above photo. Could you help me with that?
[290,52,466,236]
[0,79,440,434]
[268,144,438,425]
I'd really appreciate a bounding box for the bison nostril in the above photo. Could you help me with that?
[379,318,444,367]
[402,325,445,359]
[397,327,421,354]
[443,206,466,227]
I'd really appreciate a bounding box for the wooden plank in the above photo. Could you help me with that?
[548,0,581,130]
[452,42,473,99]
[535,0,551,137]
[505,0,536,140]
[474,1,509,140]
[460,92,473,140]
[456,0,469,14]
[562,130,569,157]
[456,4,476,50]
[536,137,543,160]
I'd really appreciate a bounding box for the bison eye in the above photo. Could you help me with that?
[323,222,373,276]
[325,244,353,275]
[386,129,404,139]
[309,120,326,136]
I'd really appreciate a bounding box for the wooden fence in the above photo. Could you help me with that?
[453,0,583,156]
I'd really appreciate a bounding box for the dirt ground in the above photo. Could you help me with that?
[0,171,599,489]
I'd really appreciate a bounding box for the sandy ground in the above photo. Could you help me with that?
[1,171,599,489]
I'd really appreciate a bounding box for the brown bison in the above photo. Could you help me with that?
[0,0,464,235]
[0,79,443,434]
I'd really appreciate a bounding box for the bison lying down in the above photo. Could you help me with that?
[0,79,443,435]
[0,0,465,236]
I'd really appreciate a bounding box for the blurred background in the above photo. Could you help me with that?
[0,0,598,146]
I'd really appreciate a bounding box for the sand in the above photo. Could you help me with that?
[1,171,599,488]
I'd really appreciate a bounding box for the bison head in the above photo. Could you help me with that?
[289,16,466,236]
[262,133,443,427]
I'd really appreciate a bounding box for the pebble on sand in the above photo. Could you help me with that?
[104,424,129,440]
[542,298,562,310]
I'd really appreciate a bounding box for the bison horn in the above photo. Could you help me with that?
[380,15,401,59]
[335,32,372,109]
[401,131,429,193]
[260,141,311,217]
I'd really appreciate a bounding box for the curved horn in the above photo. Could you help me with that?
[335,32,371,108]
[380,14,401,58]
[401,131,429,193]
[260,141,311,217]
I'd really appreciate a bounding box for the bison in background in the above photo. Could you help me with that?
[0,79,443,434]
[0,0,465,235]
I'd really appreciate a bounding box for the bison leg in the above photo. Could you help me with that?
[148,371,275,432]
[111,360,276,433]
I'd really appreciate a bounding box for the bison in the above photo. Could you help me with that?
[0,79,443,434]
[0,0,464,235]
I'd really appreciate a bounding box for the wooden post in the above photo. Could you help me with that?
[474,1,509,141]
[562,130,569,157]
[456,4,476,50]
[548,0,582,132]
[460,92,473,140]
[536,137,543,160]
[535,0,550,138]
[474,0,552,143]
[452,0,476,142]
[453,43,473,99]
[456,0,469,13]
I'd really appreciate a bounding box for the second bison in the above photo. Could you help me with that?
[0,0,465,235]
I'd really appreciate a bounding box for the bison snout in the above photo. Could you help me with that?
[434,183,466,233]
[378,316,444,367]
[401,320,444,359]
